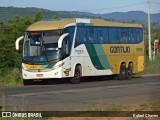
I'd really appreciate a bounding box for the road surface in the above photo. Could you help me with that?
[0,75,160,111]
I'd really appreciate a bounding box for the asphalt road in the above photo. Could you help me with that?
[0,75,160,111]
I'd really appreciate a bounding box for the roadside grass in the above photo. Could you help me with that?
[0,94,48,120]
[51,101,160,120]
[144,53,160,74]
[0,68,23,87]
[91,101,160,111]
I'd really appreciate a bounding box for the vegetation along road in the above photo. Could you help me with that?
[0,74,160,111]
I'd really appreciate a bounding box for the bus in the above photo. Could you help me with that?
[15,18,144,85]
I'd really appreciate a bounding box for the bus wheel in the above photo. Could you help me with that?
[126,63,133,80]
[70,66,81,84]
[118,63,127,80]
[23,79,33,85]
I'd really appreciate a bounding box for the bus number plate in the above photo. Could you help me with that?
[36,74,43,77]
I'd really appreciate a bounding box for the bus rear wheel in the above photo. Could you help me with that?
[118,63,127,80]
[126,63,133,80]
[70,66,81,84]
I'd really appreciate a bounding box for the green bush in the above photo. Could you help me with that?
[145,53,160,74]
[0,68,22,87]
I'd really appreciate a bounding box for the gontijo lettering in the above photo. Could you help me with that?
[110,46,130,53]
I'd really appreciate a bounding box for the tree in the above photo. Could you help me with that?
[0,15,37,72]
[35,11,43,22]
[52,15,59,19]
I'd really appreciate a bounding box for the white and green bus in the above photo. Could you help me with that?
[16,18,144,85]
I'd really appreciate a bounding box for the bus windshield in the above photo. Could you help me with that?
[23,30,63,64]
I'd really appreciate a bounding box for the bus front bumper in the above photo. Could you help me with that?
[22,68,63,80]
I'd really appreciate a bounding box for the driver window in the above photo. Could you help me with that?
[62,39,69,59]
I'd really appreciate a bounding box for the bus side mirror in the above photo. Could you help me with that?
[15,36,24,50]
[58,33,69,48]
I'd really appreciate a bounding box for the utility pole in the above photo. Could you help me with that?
[148,0,152,61]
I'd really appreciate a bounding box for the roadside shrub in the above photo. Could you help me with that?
[0,68,22,87]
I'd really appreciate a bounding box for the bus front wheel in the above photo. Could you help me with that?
[70,66,81,84]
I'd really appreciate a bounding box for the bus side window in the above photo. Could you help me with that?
[128,28,136,43]
[75,27,80,47]
[64,26,75,50]
[66,40,69,55]
[116,28,120,43]
[136,29,141,43]
[109,28,116,44]
[62,38,69,58]
[87,26,96,44]
[75,26,87,47]
[97,27,104,43]
[120,28,128,43]
[139,29,143,43]
[82,27,87,43]
[104,28,109,43]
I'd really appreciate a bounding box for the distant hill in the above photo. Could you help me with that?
[0,7,91,22]
[101,11,160,23]
[0,6,160,23]
[69,11,160,23]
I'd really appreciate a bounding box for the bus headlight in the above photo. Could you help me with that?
[22,64,28,71]
[52,63,64,70]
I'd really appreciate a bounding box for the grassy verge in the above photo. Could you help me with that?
[144,53,160,74]
[51,101,160,120]
[1,94,48,120]
[0,68,23,87]
[91,101,160,111]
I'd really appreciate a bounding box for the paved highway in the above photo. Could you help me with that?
[0,75,160,111]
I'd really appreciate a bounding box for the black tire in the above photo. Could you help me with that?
[23,79,34,85]
[39,80,48,85]
[126,63,133,80]
[118,63,127,80]
[70,66,81,84]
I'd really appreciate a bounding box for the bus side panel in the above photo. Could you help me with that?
[137,56,145,73]
[102,42,144,74]
[73,44,113,77]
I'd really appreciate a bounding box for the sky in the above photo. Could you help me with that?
[0,0,160,14]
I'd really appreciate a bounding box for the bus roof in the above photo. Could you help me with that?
[27,18,143,31]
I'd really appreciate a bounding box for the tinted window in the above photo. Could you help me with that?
[97,27,108,43]
[128,28,136,43]
[75,26,143,46]
[120,28,128,43]
[108,28,116,43]
[64,26,75,52]
[115,28,121,43]
[75,26,87,47]
[136,28,143,43]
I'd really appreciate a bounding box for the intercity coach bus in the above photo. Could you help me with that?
[15,18,144,85]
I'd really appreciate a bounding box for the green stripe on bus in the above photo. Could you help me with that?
[93,44,111,69]
[85,44,111,70]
